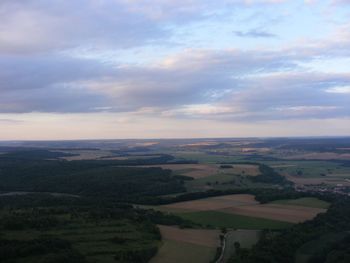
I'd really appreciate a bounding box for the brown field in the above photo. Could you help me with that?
[228,164,260,176]
[150,226,219,263]
[160,194,258,211]
[159,194,326,223]
[158,225,220,247]
[141,163,259,178]
[150,240,216,263]
[220,204,326,223]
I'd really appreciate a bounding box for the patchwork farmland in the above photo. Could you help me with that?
[157,194,328,227]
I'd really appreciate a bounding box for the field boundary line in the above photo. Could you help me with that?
[215,232,227,263]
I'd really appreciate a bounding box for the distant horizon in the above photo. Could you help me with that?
[1,135,350,143]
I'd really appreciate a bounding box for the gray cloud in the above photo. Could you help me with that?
[0,118,23,124]
[0,0,349,122]
[0,0,294,54]
[0,53,115,112]
[234,28,277,38]
[0,54,114,91]
[1,44,349,117]
[332,0,350,5]
[0,0,171,54]
[223,72,350,120]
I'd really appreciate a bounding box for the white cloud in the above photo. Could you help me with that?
[325,86,350,94]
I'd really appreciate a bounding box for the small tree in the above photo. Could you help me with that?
[234,241,241,254]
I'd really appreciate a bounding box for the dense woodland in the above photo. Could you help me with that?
[0,150,196,201]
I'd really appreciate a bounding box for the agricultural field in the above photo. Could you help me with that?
[142,163,259,179]
[173,151,246,164]
[286,175,350,187]
[150,225,220,263]
[150,240,217,263]
[269,160,350,178]
[160,194,258,212]
[156,194,328,228]
[178,211,292,229]
[222,230,261,262]
[171,148,350,191]
[269,160,350,185]
[220,204,326,223]
[284,152,350,161]
[270,197,330,209]
[59,149,115,160]
[139,162,263,192]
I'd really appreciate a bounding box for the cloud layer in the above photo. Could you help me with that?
[0,0,349,138]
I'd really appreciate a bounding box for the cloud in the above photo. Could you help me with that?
[331,0,350,5]
[0,54,113,91]
[1,43,349,119]
[0,118,23,124]
[234,28,277,38]
[77,48,299,112]
[0,0,170,54]
[0,53,114,112]
[0,0,349,124]
[325,86,350,94]
[0,0,301,55]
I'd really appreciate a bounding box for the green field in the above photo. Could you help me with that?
[150,239,217,263]
[270,197,330,209]
[222,230,260,262]
[178,211,292,230]
[269,160,350,178]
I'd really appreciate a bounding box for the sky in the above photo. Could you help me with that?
[0,0,350,140]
